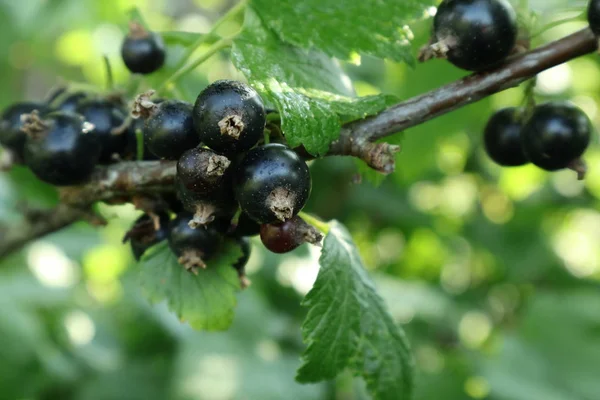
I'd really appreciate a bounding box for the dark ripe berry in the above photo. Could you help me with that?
[0,102,49,159]
[193,80,265,154]
[177,147,232,193]
[483,107,529,166]
[23,111,101,186]
[260,216,323,254]
[76,100,128,163]
[56,92,88,113]
[176,177,236,228]
[521,102,592,172]
[589,0,600,35]
[168,212,224,273]
[145,100,199,160]
[433,0,517,71]
[125,212,170,260]
[234,143,311,224]
[121,22,166,75]
[231,212,261,237]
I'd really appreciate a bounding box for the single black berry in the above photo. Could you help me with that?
[176,177,236,228]
[76,99,128,163]
[433,0,518,71]
[193,80,265,154]
[56,92,88,113]
[483,107,529,166]
[124,212,170,260]
[260,216,323,254]
[168,212,225,273]
[145,100,199,160]
[521,102,592,175]
[177,147,232,193]
[23,111,101,186]
[121,22,166,75]
[589,0,600,35]
[234,143,311,224]
[0,102,49,160]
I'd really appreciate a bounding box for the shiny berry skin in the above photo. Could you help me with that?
[483,107,528,166]
[589,0,600,35]
[121,23,166,75]
[521,102,592,171]
[23,112,101,186]
[193,80,265,154]
[176,177,236,228]
[433,0,517,71]
[126,213,170,260]
[260,216,305,254]
[177,147,232,193]
[168,212,223,259]
[145,100,199,160]
[234,143,311,224]
[56,92,88,113]
[76,100,128,163]
[0,102,49,159]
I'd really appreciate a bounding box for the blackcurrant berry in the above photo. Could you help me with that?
[145,100,199,160]
[176,177,236,228]
[56,92,88,113]
[0,102,49,160]
[521,102,592,174]
[168,212,224,273]
[234,143,311,224]
[433,0,518,71]
[177,147,232,193]
[121,22,166,75]
[589,0,600,35]
[23,111,101,186]
[483,107,528,166]
[76,100,128,163]
[260,216,322,254]
[124,212,170,260]
[233,236,251,288]
[193,80,265,154]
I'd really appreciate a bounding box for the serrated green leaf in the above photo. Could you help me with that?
[231,9,395,156]
[297,221,414,400]
[138,241,241,331]
[250,0,436,63]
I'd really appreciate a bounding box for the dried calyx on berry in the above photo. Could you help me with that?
[483,107,529,167]
[76,99,129,163]
[177,147,232,193]
[234,143,311,224]
[176,177,236,228]
[121,21,166,75]
[22,111,101,186]
[521,102,592,179]
[193,80,266,155]
[168,212,225,275]
[124,212,171,260]
[260,215,323,254]
[422,0,518,71]
[0,102,49,162]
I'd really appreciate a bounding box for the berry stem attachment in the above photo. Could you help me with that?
[103,55,114,90]
[298,212,330,235]
[568,158,587,181]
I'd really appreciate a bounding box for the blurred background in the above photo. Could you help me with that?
[0,0,599,399]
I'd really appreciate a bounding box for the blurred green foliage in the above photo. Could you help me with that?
[0,0,599,399]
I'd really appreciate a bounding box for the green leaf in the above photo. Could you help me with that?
[297,221,414,400]
[138,241,242,331]
[250,0,435,63]
[232,9,395,156]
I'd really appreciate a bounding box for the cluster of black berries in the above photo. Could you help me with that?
[483,103,592,178]
[0,23,322,285]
